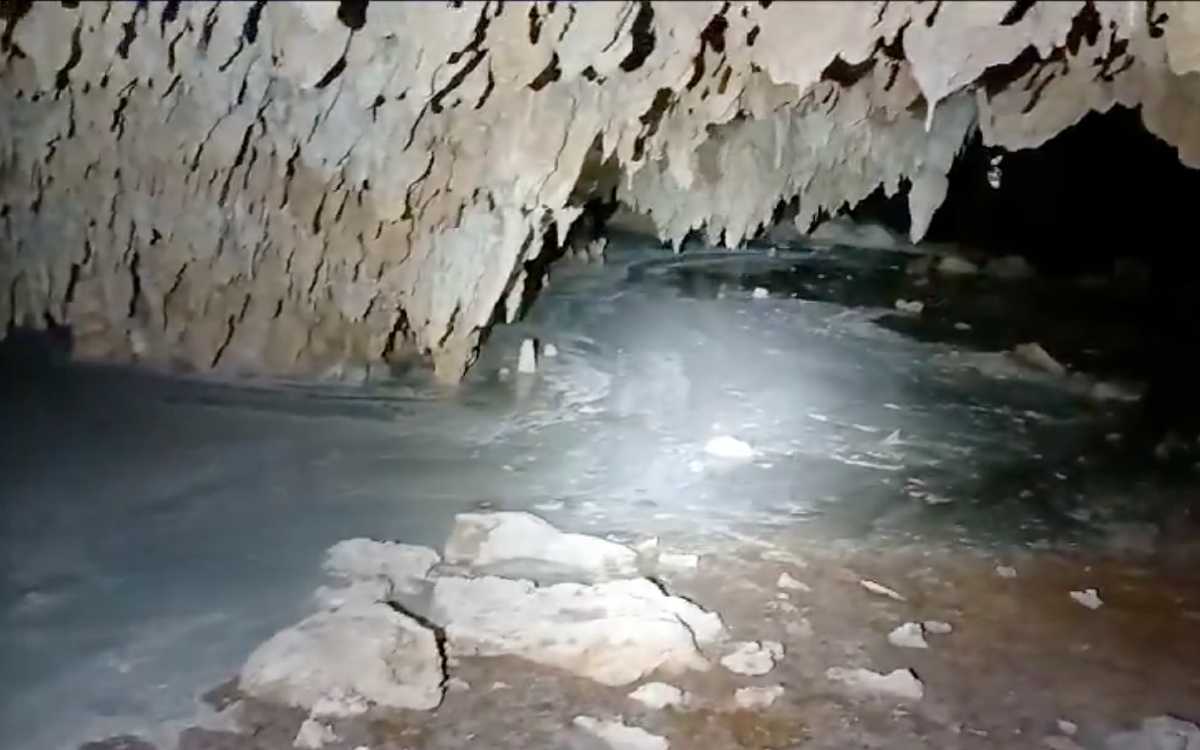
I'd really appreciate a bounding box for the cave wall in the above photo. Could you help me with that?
[2,1,1198,380]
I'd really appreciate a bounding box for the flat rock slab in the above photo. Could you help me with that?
[431,576,724,686]
[1106,715,1200,750]
[720,641,783,676]
[444,512,638,583]
[239,602,445,717]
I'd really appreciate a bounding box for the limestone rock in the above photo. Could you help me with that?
[720,641,783,676]
[777,573,811,592]
[733,685,785,710]
[894,299,925,315]
[239,602,445,716]
[323,539,440,597]
[1012,343,1067,377]
[860,579,907,601]
[887,622,929,649]
[6,2,1200,381]
[293,719,337,750]
[923,620,953,635]
[518,339,538,375]
[826,667,924,701]
[628,682,687,710]
[443,512,638,583]
[573,716,670,750]
[430,575,725,686]
[1069,588,1104,610]
[936,256,980,276]
[984,255,1034,280]
[704,436,755,460]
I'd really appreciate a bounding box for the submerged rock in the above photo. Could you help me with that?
[777,572,811,592]
[239,602,445,717]
[1106,715,1200,750]
[860,579,907,601]
[704,435,755,460]
[734,685,785,710]
[574,716,669,750]
[431,576,724,686]
[936,255,980,276]
[826,667,924,701]
[887,622,929,649]
[1069,588,1104,610]
[984,255,1034,280]
[628,682,687,710]
[894,299,925,315]
[1011,342,1067,376]
[720,641,784,676]
[517,339,538,374]
[443,511,638,583]
[293,718,337,750]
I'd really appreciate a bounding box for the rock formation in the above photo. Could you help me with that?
[2,1,1198,380]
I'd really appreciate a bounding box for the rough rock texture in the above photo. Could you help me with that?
[239,601,445,716]
[3,2,1200,379]
[443,511,639,583]
[430,575,725,686]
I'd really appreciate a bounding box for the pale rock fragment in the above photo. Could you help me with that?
[239,602,445,716]
[446,677,471,693]
[1012,342,1067,377]
[936,256,980,276]
[923,620,953,635]
[323,539,440,598]
[777,572,811,592]
[996,565,1018,579]
[720,641,784,676]
[628,682,687,710]
[733,685,785,710]
[294,718,338,749]
[1057,719,1079,736]
[860,579,907,601]
[443,512,638,582]
[543,343,559,358]
[1069,588,1104,610]
[517,339,538,375]
[431,576,725,686]
[573,716,669,750]
[894,299,925,315]
[887,622,929,649]
[704,436,755,460]
[825,667,924,701]
[752,287,770,299]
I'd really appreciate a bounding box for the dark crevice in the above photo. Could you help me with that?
[160,0,180,36]
[474,64,495,108]
[924,0,943,27]
[242,0,266,43]
[1145,0,1168,39]
[556,4,575,42]
[54,21,84,91]
[314,55,347,89]
[198,3,220,54]
[822,54,877,88]
[618,1,655,73]
[218,37,245,72]
[431,50,486,113]
[979,44,1041,99]
[1000,0,1036,26]
[527,4,542,44]
[1065,2,1101,56]
[311,192,327,235]
[280,143,301,209]
[167,24,188,72]
[631,87,672,162]
[337,0,368,30]
[746,25,759,47]
[2,0,33,59]
[527,52,561,91]
[116,2,147,59]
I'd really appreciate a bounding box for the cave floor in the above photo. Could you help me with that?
[2,236,1198,750]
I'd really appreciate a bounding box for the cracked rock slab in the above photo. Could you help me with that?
[573,716,670,750]
[825,667,924,701]
[239,601,445,717]
[719,641,783,676]
[430,575,725,686]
